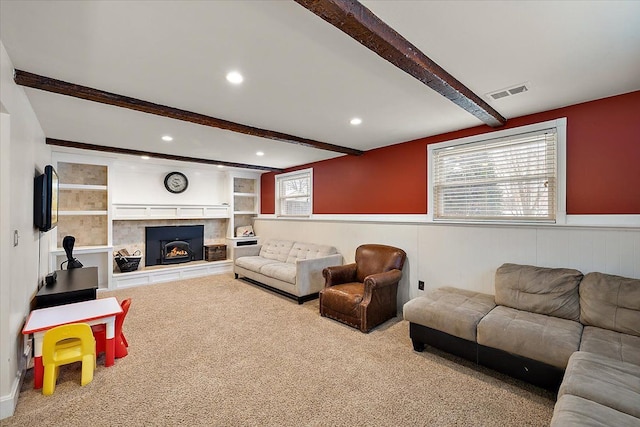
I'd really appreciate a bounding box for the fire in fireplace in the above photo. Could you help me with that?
[162,240,192,264]
[145,225,204,267]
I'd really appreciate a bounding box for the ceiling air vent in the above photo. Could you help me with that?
[487,83,530,101]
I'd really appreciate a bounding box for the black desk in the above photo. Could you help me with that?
[35,267,98,309]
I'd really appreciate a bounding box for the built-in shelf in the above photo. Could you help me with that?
[112,204,229,220]
[59,184,108,191]
[50,245,113,256]
[59,210,109,216]
[230,175,259,240]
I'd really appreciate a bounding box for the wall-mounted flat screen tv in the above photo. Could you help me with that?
[34,165,59,232]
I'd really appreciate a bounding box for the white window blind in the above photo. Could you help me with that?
[276,169,312,217]
[433,129,557,222]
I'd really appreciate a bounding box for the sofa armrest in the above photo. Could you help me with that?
[322,263,357,287]
[233,244,262,261]
[296,254,344,296]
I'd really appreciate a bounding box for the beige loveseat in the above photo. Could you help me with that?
[403,263,640,426]
[233,239,343,304]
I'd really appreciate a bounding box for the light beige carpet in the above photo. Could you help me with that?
[3,274,555,426]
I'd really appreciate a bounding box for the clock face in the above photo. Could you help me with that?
[164,172,188,193]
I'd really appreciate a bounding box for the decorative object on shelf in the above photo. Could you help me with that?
[236,225,254,237]
[61,235,83,269]
[164,171,188,194]
[114,249,142,273]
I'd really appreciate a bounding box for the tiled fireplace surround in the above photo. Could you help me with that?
[112,218,228,271]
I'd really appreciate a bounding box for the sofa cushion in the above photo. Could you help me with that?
[558,351,640,418]
[259,262,296,285]
[550,394,640,427]
[285,242,337,264]
[235,256,279,271]
[259,240,295,262]
[477,305,582,369]
[494,263,583,321]
[580,272,640,337]
[403,287,496,342]
[579,326,640,366]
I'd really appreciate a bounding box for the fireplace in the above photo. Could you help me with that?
[145,225,204,267]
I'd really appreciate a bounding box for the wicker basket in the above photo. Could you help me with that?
[115,250,142,273]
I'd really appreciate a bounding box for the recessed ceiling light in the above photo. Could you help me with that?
[226,71,244,84]
[162,135,173,142]
[350,117,362,125]
[256,151,264,156]
[141,155,150,160]
[217,165,224,168]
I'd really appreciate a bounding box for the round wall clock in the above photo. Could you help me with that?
[164,171,189,194]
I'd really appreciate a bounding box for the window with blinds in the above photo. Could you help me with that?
[276,168,312,217]
[432,129,557,222]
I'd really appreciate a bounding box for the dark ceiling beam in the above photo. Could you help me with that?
[16,70,364,156]
[294,0,507,128]
[46,138,284,172]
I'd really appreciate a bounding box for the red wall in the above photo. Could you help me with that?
[262,91,640,215]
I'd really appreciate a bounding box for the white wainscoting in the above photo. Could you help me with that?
[253,218,640,309]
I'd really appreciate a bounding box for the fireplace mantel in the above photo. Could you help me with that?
[112,204,229,220]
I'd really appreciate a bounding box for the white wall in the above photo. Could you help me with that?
[110,159,227,206]
[253,218,640,309]
[0,42,51,419]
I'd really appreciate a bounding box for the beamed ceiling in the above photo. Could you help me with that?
[1,0,639,171]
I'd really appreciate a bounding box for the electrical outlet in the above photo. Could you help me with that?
[418,280,424,291]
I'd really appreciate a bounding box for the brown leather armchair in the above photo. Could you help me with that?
[319,244,407,333]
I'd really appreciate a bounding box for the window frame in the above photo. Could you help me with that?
[275,168,313,217]
[427,118,567,225]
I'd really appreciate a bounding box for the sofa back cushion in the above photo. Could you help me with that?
[285,242,337,264]
[580,272,640,337]
[259,240,295,262]
[495,263,583,321]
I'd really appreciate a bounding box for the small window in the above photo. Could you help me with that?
[429,119,566,223]
[275,168,312,217]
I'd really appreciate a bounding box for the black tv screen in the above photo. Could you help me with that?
[34,165,59,232]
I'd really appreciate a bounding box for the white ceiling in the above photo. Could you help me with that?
[1,0,639,170]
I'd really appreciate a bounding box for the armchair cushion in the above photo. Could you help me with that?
[321,282,364,316]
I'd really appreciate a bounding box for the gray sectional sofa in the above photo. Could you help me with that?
[233,239,343,304]
[403,263,640,426]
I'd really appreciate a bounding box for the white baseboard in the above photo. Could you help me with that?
[0,369,23,420]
